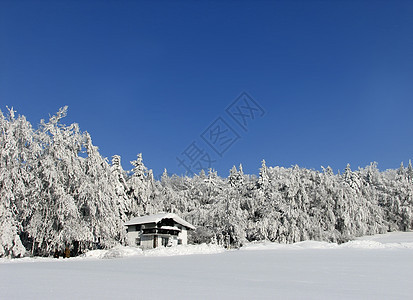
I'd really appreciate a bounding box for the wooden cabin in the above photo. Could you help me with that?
[124,213,195,249]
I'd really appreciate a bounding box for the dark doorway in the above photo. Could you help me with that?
[153,235,157,248]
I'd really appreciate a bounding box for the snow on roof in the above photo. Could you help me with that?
[160,226,181,231]
[124,213,195,230]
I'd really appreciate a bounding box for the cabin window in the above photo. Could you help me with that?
[135,238,141,246]
[161,237,169,247]
[178,239,182,245]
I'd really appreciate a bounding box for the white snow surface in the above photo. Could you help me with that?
[84,243,225,259]
[242,231,413,251]
[1,232,413,299]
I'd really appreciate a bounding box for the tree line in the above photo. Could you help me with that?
[1,107,412,257]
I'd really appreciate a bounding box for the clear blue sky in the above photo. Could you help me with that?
[1,0,412,177]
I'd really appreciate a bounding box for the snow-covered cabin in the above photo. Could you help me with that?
[124,213,195,249]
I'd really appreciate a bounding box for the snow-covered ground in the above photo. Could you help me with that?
[1,232,413,299]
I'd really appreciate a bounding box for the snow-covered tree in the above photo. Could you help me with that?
[128,153,155,215]
[0,108,34,257]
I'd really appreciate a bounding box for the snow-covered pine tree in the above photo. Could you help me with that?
[128,153,155,215]
[408,160,413,181]
[257,159,270,188]
[111,155,131,216]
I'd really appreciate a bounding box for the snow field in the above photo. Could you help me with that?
[1,232,413,299]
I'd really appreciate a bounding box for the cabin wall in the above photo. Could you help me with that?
[140,235,154,250]
[139,234,179,249]
[178,228,188,245]
[126,226,141,247]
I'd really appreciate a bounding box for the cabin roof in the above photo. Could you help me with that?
[124,213,195,230]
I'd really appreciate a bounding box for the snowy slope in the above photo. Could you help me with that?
[1,232,413,299]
